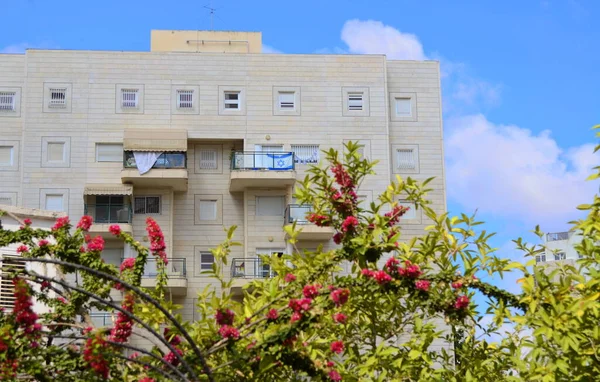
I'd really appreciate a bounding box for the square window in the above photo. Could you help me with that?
[342,87,369,116]
[200,252,214,271]
[194,144,222,174]
[0,255,27,310]
[536,255,547,263]
[194,195,222,225]
[291,144,319,164]
[278,92,295,109]
[49,88,67,108]
[0,146,13,166]
[45,194,64,211]
[390,92,417,121]
[554,252,566,261]
[40,189,69,213]
[219,87,245,115]
[47,142,65,162]
[397,201,417,220]
[171,85,199,114]
[224,92,240,109]
[199,149,217,169]
[41,137,70,168]
[348,93,363,111]
[121,89,139,108]
[134,196,161,214]
[96,143,123,162]
[177,90,194,109]
[273,86,301,116]
[198,200,217,221]
[396,148,415,170]
[256,196,285,216]
[395,98,412,116]
[0,192,17,206]
[44,83,71,113]
[0,92,15,112]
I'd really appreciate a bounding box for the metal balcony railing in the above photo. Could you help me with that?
[231,151,295,171]
[231,258,275,279]
[84,204,132,224]
[547,232,570,242]
[121,258,187,279]
[285,204,312,225]
[123,151,187,169]
[90,313,113,327]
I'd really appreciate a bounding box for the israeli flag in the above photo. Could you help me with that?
[267,152,294,170]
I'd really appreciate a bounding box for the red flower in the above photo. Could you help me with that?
[23,218,32,226]
[333,312,347,324]
[361,268,374,277]
[38,240,49,247]
[40,280,51,291]
[109,294,135,343]
[83,332,109,379]
[328,370,342,381]
[284,273,297,283]
[163,328,181,346]
[451,281,463,289]
[385,257,400,274]
[87,236,105,252]
[415,280,430,291]
[77,215,93,231]
[109,225,122,236]
[331,163,354,189]
[13,279,40,336]
[266,309,279,321]
[373,270,392,285]
[51,216,70,231]
[326,361,335,368]
[454,295,470,310]
[330,340,344,354]
[341,216,358,232]
[218,325,240,340]
[16,245,29,254]
[120,258,136,272]
[307,213,330,227]
[288,298,312,313]
[330,288,350,306]
[84,234,91,243]
[57,297,67,304]
[384,204,409,226]
[215,309,235,326]
[333,232,343,244]
[290,312,302,323]
[146,218,168,265]
[303,284,320,299]
[399,260,422,278]
[163,348,184,366]
[139,378,155,382]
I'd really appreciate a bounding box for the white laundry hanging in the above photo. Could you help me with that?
[133,151,163,175]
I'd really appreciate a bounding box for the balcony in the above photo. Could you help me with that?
[84,204,133,238]
[230,258,274,296]
[139,258,187,296]
[547,231,570,242]
[285,204,334,241]
[229,151,297,192]
[121,151,188,191]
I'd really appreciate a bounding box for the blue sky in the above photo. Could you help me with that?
[3,0,600,289]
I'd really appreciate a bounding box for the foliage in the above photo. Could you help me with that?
[0,140,599,381]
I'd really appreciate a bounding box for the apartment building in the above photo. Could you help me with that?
[0,30,446,327]
[537,230,582,268]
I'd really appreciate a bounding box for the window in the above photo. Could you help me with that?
[0,194,15,206]
[0,255,27,310]
[93,196,129,224]
[47,142,65,162]
[177,90,194,109]
[395,98,412,116]
[134,196,160,214]
[124,152,186,169]
[96,143,123,162]
[291,144,319,164]
[255,249,285,278]
[194,195,222,225]
[49,88,67,108]
[198,200,217,221]
[0,92,15,111]
[536,254,547,263]
[121,89,139,108]
[45,194,64,211]
[198,148,217,169]
[396,148,416,170]
[0,146,13,166]
[101,249,123,267]
[348,93,363,111]
[199,251,214,271]
[278,92,295,109]
[397,201,417,220]
[554,252,566,261]
[390,92,417,121]
[224,92,240,109]
[256,196,285,216]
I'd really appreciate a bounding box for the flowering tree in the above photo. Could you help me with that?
[1,140,600,381]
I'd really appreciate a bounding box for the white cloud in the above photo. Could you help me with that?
[262,44,282,54]
[1,42,59,54]
[445,114,599,228]
[340,19,427,60]
[452,79,502,108]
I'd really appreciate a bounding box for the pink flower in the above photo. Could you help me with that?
[77,215,93,231]
[23,218,32,226]
[16,245,29,254]
[333,312,347,324]
[330,288,350,306]
[451,281,463,289]
[284,273,297,283]
[57,297,67,304]
[163,328,181,346]
[385,257,400,274]
[290,312,302,323]
[139,377,155,382]
[266,309,279,321]
[373,270,392,285]
[87,236,105,252]
[83,332,109,378]
[331,163,354,189]
[328,370,342,381]
[288,298,312,313]
[399,260,422,278]
[146,218,168,265]
[120,258,136,272]
[51,216,70,231]
[13,279,40,336]
[330,340,344,354]
[454,295,470,310]
[218,325,240,340]
[341,216,359,232]
[40,281,51,291]
[415,280,430,291]
[333,232,343,244]
[109,225,122,236]
[109,294,135,343]
[38,240,49,247]
[307,213,330,227]
[361,268,374,277]
[326,361,335,368]
[303,284,320,299]
[215,309,235,326]
[384,204,409,226]
[163,348,184,366]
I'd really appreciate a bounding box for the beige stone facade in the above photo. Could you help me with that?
[0,32,446,332]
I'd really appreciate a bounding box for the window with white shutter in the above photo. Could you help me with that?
[291,144,319,164]
[194,195,222,225]
[278,92,295,109]
[45,194,64,211]
[199,149,217,169]
[256,196,285,216]
[177,90,194,109]
[0,146,13,166]
[194,145,222,174]
[348,93,363,111]
[198,200,217,221]
[96,143,123,162]
[121,89,139,108]
[0,92,15,112]
[396,148,416,170]
[47,142,65,162]
[0,255,27,310]
[49,88,67,108]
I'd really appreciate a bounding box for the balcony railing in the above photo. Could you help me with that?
[231,151,295,171]
[122,258,187,279]
[547,232,570,242]
[84,204,132,224]
[231,258,275,279]
[285,204,312,224]
[123,151,187,169]
[90,313,113,327]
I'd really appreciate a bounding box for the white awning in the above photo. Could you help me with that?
[123,129,188,152]
[84,184,133,196]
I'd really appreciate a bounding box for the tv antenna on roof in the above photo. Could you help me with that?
[204,1,219,30]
